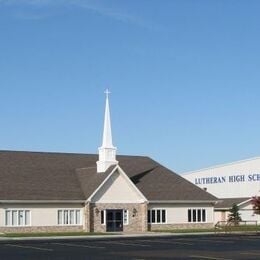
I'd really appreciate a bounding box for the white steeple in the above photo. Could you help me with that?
[96,89,118,173]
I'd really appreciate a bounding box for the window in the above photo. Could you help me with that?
[5,210,30,226]
[57,209,81,225]
[147,209,166,224]
[123,210,129,225]
[188,209,206,223]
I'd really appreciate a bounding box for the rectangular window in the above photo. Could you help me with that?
[188,209,207,223]
[70,210,75,225]
[148,209,166,224]
[57,209,81,225]
[123,210,129,225]
[5,210,11,226]
[5,209,30,226]
[76,210,81,225]
[197,209,201,222]
[157,210,161,223]
[12,210,18,226]
[202,209,206,222]
[25,211,30,226]
[192,209,196,222]
[101,210,104,224]
[188,209,191,222]
[162,210,166,223]
[151,210,156,223]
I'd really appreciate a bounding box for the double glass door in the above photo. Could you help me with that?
[106,210,123,232]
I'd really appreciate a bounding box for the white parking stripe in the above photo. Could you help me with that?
[6,244,53,252]
[240,252,260,256]
[193,239,234,244]
[139,239,193,245]
[101,241,151,247]
[52,242,105,249]
[189,255,232,260]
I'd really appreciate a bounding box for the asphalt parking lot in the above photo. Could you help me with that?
[0,234,260,259]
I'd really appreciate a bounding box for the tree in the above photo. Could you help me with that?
[228,203,242,225]
[251,196,260,215]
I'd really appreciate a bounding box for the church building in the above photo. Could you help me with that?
[0,92,217,233]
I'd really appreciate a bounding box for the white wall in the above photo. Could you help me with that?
[183,157,260,198]
[91,170,145,203]
[214,202,260,224]
[0,203,83,227]
[148,203,214,224]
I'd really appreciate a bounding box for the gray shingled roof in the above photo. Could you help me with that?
[0,150,217,202]
[215,198,250,209]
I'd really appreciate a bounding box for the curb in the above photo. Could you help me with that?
[0,232,219,242]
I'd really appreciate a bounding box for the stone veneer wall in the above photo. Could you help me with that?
[0,226,83,233]
[89,202,147,233]
[148,223,214,231]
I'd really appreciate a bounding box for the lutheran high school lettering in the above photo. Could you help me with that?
[195,173,260,185]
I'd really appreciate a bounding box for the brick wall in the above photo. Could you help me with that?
[89,202,147,233]
[0,225,83,233]
[148,223,214,231]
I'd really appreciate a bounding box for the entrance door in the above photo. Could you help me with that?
[106,210,123,232]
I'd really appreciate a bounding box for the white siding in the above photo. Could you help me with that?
[148,203,214,224]
[91,170,144,203]
[0,204,83,227]
[183,157,260,198]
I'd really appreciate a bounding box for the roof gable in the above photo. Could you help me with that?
[89,166,147,203]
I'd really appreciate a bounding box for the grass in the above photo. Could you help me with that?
[0,232,113,238]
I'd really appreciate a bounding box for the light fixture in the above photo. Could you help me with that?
[132,208,137,217]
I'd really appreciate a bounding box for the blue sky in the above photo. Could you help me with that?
[0,0,260,173]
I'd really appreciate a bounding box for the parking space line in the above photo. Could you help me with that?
[189,255,232,260]
[5,244,53,252]
[193,239,234,244]
[240,252,260,256]
[101,241,151,247]
[52,242,105,249]
[139,239,193,245]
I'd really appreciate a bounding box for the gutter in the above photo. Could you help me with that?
[0,200,85,204]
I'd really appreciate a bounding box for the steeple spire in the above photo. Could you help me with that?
[96,89,118,173]
[102,89,113,148]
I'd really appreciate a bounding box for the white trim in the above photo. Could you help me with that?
[123,209,129,225]
[187,208,207,223]
[0,200,85,204]
[101,209,106,225]
[149,200,218,204]
[237,198,252,207]
[182,156,260,175]
[87,165,148,203]
[5,209,31,227]
[148,208,167,224]
[57,209,82,226]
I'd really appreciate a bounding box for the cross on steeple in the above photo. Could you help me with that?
[104,89,111,98]
[96,89,118,173]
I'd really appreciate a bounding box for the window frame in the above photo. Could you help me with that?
[147,209,167,224]
[5,209,31,227]
[101,209,106,225]
[57,209,82,226]
[123,209,129,225]
[187,208,207,223]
